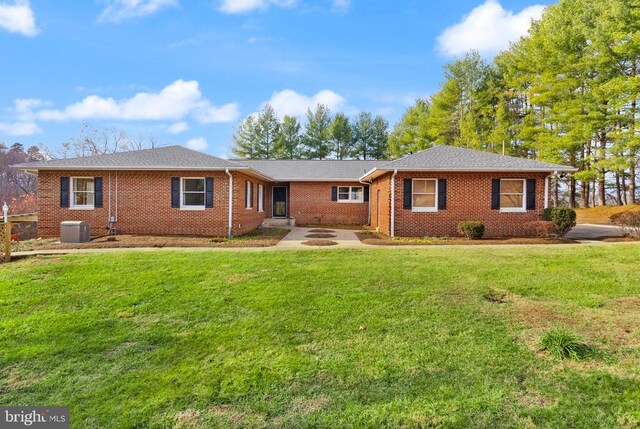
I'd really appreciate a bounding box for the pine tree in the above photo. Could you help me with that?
[388,99,432,158]
[230,115,259,158]
[371,115,389,160]
[274,115,302,159]
[302,104,332,159]
[352,112,375,159]
[254,104,280,159]
[329,113,352,159]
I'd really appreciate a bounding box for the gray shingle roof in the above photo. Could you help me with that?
[237,159,381,181]
[14,145,244,171]
[361,145,576,179]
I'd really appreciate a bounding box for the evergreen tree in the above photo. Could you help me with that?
[388,99,432,158]
[230,115,259,158]
[274,115,302,159]
[302,104,332,159]
[329,113,352,159]
[351,112,375,159]
[254,104,280,159]
[371,115,389,160]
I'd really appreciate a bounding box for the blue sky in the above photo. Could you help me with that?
[0,0,553,157]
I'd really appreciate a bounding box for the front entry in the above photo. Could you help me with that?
[272,186,287,218]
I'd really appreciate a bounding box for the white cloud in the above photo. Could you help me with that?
[98,0,178,23]
[29,79,239,124]
[0,121,40,136]
[166,121,189,134]
[264,89,346,118]
[185,137,208,151]
[436,0,545,57]
[0,0,38,36]
[332,0,349,11]
[218,0,295,14]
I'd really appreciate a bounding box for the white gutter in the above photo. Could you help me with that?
[390,169,397,237]
[359,178,372,225]
[225,168,233,237]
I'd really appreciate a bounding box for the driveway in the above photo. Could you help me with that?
[276,226,366,249]
[566,224,625,240]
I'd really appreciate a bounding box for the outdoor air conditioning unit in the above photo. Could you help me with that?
[60,221,91,243]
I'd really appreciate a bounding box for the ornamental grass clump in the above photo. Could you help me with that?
[540,329,591,360]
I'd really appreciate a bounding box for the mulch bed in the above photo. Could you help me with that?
[305,233,337,239]
[302,240,338,246]
[355,231,577,246]
[20,229,290,250]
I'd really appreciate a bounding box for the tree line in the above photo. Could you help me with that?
[230,104,389,160]
[389,0,639,208]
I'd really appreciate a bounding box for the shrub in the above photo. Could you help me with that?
[457,221,485,240]
[525,220,557,238]
[610,211,640,237]
[540,329,591,360]
[542,207,576,237]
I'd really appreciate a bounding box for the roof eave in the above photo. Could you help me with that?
[360,166,578,181]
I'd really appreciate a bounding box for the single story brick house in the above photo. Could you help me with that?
[14,145,575,238]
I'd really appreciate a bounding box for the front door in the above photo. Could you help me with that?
[272,186,287,218]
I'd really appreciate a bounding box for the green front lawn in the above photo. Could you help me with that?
[1,246,639,428]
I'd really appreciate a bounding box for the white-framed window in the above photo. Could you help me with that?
[500,179,526,212]
[245,180,253,209]
[258,184,264,212]
[181,177,205,210]
[412,178,437,212]
[337,186,363,203]
[71,177,95,209]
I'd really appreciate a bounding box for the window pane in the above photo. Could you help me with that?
[501,180,523,193]
[184,179,204,192]
[74,178,94,192]
[184,193,205,206]
[413,194,435,208]
[338,187,350,194]
[338,192,350,200]
[351,188,363,200]
[413,179,436,194]
[500,194,523,208]
[73,191,94,206]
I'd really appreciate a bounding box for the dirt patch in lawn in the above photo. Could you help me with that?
[600,236,640,243]
[302,240,337,246]
[16,228,290,250]
[355,231,576,246]
[308,229,336,233]
[305,233,337,239]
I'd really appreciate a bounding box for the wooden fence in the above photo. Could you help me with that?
[1,222,10,263]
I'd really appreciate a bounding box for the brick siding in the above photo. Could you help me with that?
[287,182,369,226]
[371,171,548,238]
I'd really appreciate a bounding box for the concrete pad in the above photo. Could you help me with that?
[276,227,367,249]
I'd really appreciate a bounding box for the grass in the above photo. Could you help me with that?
[575,204,640,224]
[1,245,640,428]
[539,329,593,360]
[11,228,290,252]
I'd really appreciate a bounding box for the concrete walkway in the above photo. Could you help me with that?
[276,226,367,249]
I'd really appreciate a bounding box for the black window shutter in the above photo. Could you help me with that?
[205,177,214,208]
[526,179,536,210]
[171,177,180,208]
[403,179,412,209]
[363,186,369,202]
[251,182,255,208]
[94,177,103,208]
[491,179,501,210]
[437,179,447,210]
[331,186,338,201]
[60,177,70,208]
[256,184,260,212]
[245,181,249,207]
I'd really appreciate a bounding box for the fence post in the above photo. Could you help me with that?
[2,222,11,263]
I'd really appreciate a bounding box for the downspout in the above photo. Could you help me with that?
[225,169,233,237]
[359,178,372,225]
[544,174,550,209]
[108,171,112,223]
[390,169,397,237]
[115,170,119,222]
